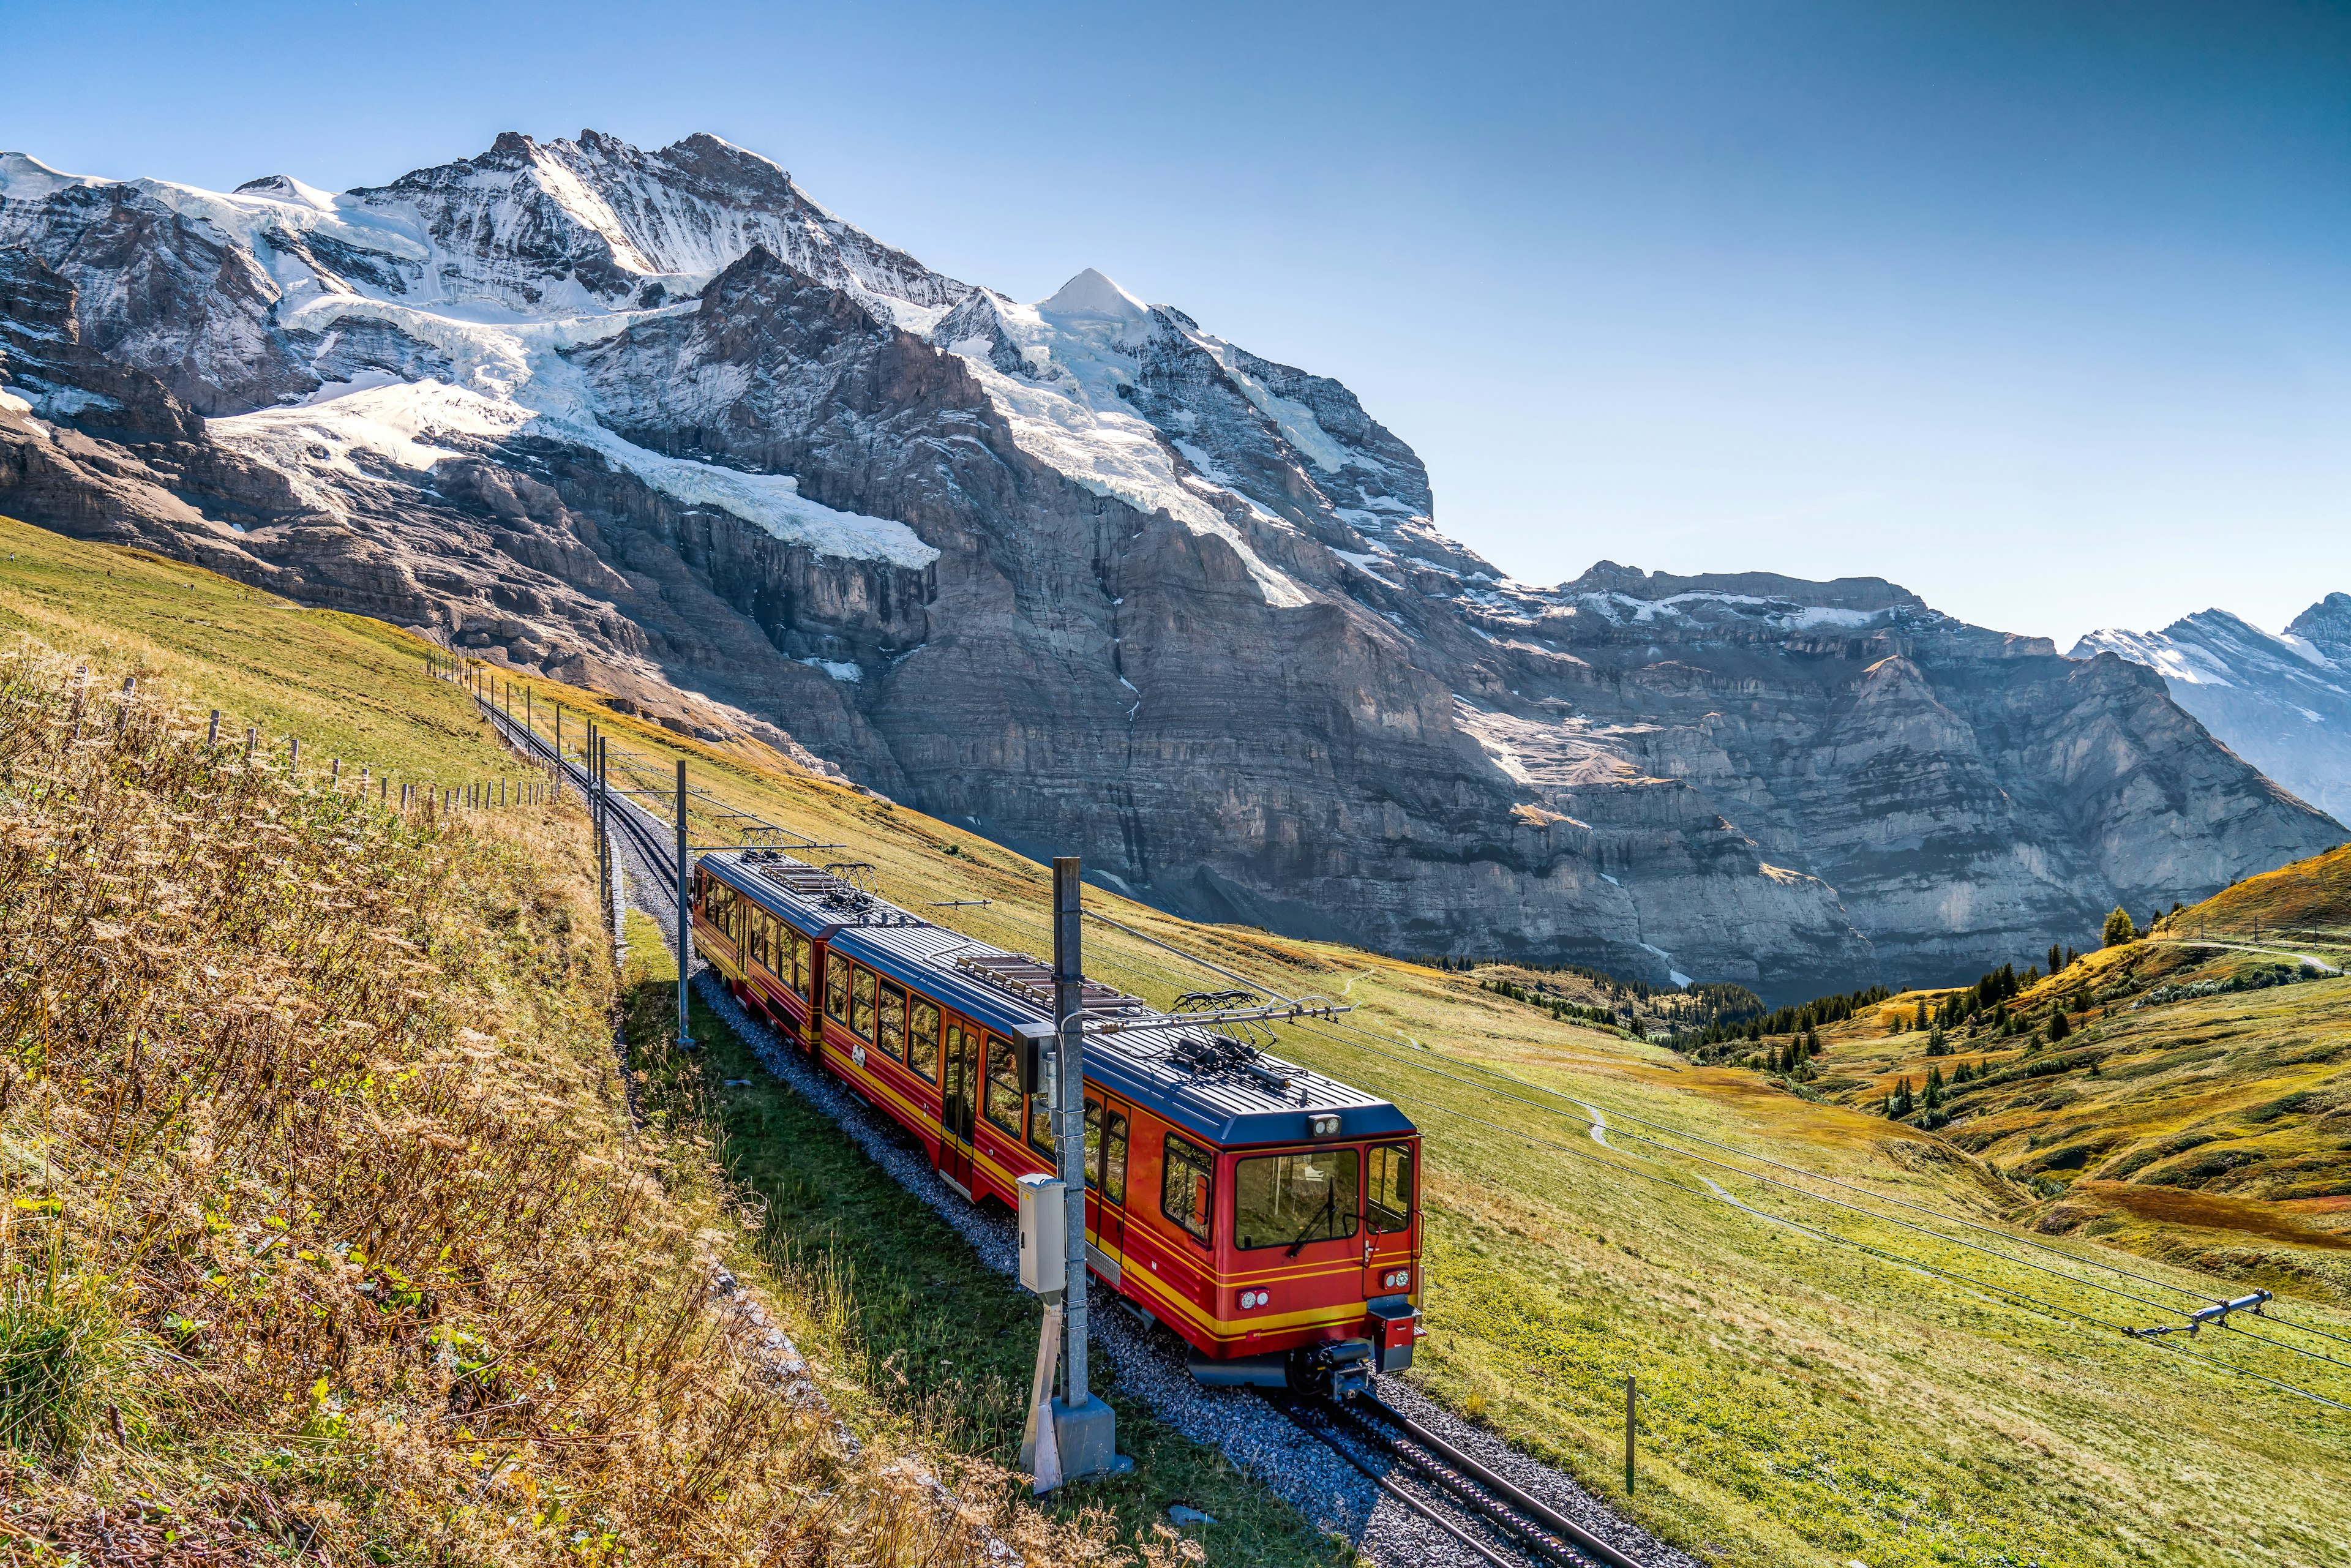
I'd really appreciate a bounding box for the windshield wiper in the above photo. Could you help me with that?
[1285,1188,1338,1257]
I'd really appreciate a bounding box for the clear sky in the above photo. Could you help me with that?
[9,0,2347,649]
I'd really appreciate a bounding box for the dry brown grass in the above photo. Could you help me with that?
[0,637,1182,1567]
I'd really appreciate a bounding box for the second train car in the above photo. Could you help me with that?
[690,849,1424,1393]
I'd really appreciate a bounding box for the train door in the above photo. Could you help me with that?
[1084,1092,1133,1277]
[937,1018,981,1197]
[1364,1140,1418,1297]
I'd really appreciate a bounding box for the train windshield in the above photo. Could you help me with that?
[1233,1149,1360,1253]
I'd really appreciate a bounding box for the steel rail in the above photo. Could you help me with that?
[1257,1393,1525,1568]
[1344,1395,1648,1568]
[1310,1397,1600,1567]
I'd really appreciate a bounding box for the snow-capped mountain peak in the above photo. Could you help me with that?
[2072,602,2351,817]
[233,174,345,213]
[1037,267,1151,324]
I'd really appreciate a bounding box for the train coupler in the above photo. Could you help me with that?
[1292,1338,1374,1399]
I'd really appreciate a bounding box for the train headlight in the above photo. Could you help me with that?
[1382,1269,1411,1291]
[1239,1289,1268,1310]
[1308,1114,1341,1138]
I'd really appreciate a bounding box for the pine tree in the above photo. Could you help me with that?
[2048,1006,2071,1042]
[1925,1064,1945,1107]
[2103,906,2136,947]
[2048,942,2062,975]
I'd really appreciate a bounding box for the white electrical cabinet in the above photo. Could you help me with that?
[1018,1172,1067,1294]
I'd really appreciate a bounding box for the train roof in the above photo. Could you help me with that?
[701,849,1416,1148]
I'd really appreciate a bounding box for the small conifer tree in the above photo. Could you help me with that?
[2103,906,2136,947]
[2047,942,2062,975]
[2048,1006,2071,1041]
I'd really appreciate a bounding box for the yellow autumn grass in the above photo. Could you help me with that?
[0,636,1187,1566]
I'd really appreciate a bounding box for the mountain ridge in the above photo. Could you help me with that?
[2072,596,2351,820]
[2,127,2338,1000]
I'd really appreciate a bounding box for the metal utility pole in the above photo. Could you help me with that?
[675,760,692,1050]
[1625,1376,1637,1495]
[598,735,614,938]
[591,732,607,926]
[1048,856,1123,1479]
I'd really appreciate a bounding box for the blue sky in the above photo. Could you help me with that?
[9,0,2347,648]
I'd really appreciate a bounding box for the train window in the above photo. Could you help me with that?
[1027,1084,1056,1160]
[1161,1135,1214,1245]
[786,929,811,997]
[1368,1143,1414,1234]
[825,953,851,1024]
[983,1033,1024,1135]
[1233,1149,1360,1252]
[1085,1099,1129,1205]
[877,981,906,1060]
[744,906,769,973]
[850,967,877,1040]
[1106,1109,1128,1205]
[906,997,940,1080]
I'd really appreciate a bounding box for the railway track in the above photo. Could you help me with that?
[477,698,686,883]
[1272,1391,1650,1568]
[479,689,1673,1568]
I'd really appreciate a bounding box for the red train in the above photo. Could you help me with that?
[691,850,1423,1392]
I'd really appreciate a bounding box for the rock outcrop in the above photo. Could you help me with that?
[2,132,2338,1000]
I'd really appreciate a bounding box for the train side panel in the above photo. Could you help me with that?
[689,860,1422,1374]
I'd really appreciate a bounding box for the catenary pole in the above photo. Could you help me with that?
[676,759,691,1049]
[1052,857,1089,1408]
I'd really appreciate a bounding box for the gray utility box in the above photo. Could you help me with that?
[1018,1172,1067,1295]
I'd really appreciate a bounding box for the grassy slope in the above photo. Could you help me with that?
[1800,847,2351,1309]
[456,631,2351,1564]
[11,516,2350,1566]
[0,516,1286,1565]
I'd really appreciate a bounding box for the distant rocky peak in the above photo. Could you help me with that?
[2289,592,2351,662]
[1562,561,1927,612]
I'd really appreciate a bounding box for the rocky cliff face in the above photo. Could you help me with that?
[2072,602,2351,824]
[2,131,2338,1000]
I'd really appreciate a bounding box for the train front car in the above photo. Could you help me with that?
[1102,1038,1423,1398]
[688,848,1424,1399]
